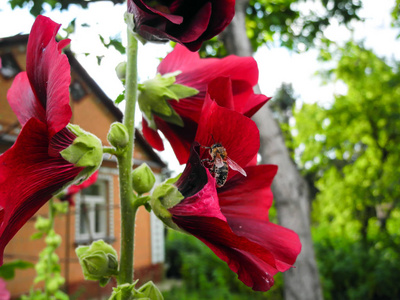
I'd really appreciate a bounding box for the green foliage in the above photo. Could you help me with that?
[0,260,34,280]
[293,41,400,298]
[99,35,126,55]
[164,230,283,300]
[313,228,400,300]
[245,0,363,51]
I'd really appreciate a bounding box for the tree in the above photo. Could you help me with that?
[294,41,400,299]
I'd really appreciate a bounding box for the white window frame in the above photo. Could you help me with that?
[151,173,165,264]
[75,173,114,243]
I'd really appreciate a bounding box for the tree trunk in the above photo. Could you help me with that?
[220,1,323,299]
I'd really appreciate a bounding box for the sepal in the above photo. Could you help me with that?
[138,72,198,129]
[150,174,184,232]
[108,281,138,300]
[137,281,164,300]
[61,124,103,180]
[108,281,164,300]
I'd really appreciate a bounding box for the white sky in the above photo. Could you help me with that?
[0,0,399,171]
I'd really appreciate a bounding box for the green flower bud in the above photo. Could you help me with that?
[137,281,164,300]
[34,216,51,232]
[115,62,127,82]
[138,71,198,130]
[76,240,118,285]
[61,124,103,181]
[150,174,184,233]
[132,163,156,194]
[107,122,129,149]
[45,231,62,248]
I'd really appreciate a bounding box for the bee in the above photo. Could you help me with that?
[203,143,247,187]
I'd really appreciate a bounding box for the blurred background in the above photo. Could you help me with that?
[1,0,400,299]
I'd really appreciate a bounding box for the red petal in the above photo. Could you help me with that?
[0,118,83,265]
[158,45,259,94]
[195,94,260,177]
[177,3,211,43]
[7,72,46,126]
[199,0,235,41]
[244,95,271,118]
[172,215,277,291]
[229,218,302,273]
[207,77,234,110]
[128,0,184,24]
[155,117,197,165]
[171,152,223,220]
[218,165,278,221]
[142,118,165,151]
[26,15,72,138]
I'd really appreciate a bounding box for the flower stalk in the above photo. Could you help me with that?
[117,28,139,287]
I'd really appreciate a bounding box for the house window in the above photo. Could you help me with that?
[70,80,87,102]
[0,53,21,79]
[75,174,114,243]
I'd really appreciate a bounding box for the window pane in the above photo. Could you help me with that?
[94,203,106,234]
[82,184,100,196]
[79,203,88,235]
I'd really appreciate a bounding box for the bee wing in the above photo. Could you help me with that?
[215,156,225,168]
[227,157,247,177]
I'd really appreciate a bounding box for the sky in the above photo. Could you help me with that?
[0,0,399,171]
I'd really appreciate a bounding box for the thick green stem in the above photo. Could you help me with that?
[117,29,139,286]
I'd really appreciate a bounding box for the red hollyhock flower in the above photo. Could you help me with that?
[167,143,301,291]
[0,16,87,265]
[142,44,270,164]
[127,0,235,51]
[61,171,99,206]
[152,95,301,290]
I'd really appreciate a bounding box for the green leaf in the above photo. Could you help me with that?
[0,260,34,280]
[30,232,44,240]
[115,92,125,104]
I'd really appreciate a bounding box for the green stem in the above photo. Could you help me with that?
[46,198,55,298]
[117,29,139,286]
[103,146,118,155]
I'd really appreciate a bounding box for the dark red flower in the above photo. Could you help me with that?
[61,171,99,206]
[152,93,301,290]
[168,144,301,291]
[127,0,235,51]
[142,44,270,164]
[0,16,86,264]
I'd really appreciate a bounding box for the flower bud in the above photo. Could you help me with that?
[45,231,62,248]
[132,163,156,194]
[137,281,164,300]
[76,240,118,286]
[107,122,129,149]
[61,124,103,181]
[34,216,51,232]
[115,62,127,82]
